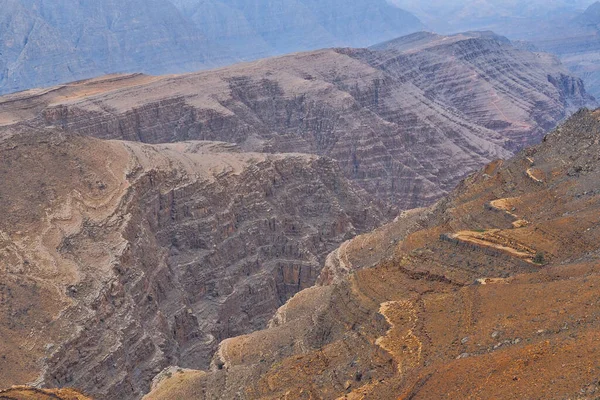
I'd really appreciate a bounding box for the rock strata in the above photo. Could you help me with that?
[143,108,600,400]
[0,32,592,209]
[0,129,383,399]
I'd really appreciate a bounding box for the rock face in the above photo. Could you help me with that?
[143,108,600,400]
[0,129,383,399]
[0,0,215,95]
[532,2,600,100]
[170,0,423,55]
[0,387,90,400]
[0,0,422,95]
[0,33,593,209]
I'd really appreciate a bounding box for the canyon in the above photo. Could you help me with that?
[0,29,597,400]
[0,128,383,398]
[0,32,593,209]
[0,0,422,95]
[144,108,600,400]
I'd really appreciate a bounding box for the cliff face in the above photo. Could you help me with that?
[0,33,593,209]
[171,0,423,55]
[0,0,216,95]
[0,129,383,399]
[0,0,422,95]
[143,109,600,400]
[532,2,600,100]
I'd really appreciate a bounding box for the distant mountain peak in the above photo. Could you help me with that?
[575,1,600,26]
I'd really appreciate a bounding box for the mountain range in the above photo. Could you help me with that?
[0,30,595,399]
[0,32,592,210]
[0,0,423,95]
[142,106,600,400]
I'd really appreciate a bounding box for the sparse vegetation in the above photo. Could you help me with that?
[533,252,546,265]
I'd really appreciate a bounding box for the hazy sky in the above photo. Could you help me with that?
[387,0,599,34]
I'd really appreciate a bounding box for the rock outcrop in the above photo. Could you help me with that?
[0,129,383,399]
[0,32,593,209]
[143,108,600,400]
[0,387,90,400]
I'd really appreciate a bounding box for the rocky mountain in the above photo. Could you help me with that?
[143,108,600,400]
[0,127,383,398]
[0,0,423,95]
[170,0,423,55]
[0,33,592,209]
[532,2,600,99]
[0,0,217,95]
[0,30,596,400]
[0,387,90,400]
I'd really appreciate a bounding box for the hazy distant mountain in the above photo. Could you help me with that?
[529,2,600,98]
[170,0,424,57]
[0,0,423,95]
[384,1,600,98]
[0,0,216,94]
[388,0,594,33]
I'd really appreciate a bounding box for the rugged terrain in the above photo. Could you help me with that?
[143,109,600,399]
[0,128,383,398]
[0,0,422,95]
[0,387,90,400]
[0,32,593,209]
[533,2,600,100]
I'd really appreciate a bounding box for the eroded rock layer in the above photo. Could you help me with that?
[145,109,600,399]
[0,32,592,209]
[0,129,383,399]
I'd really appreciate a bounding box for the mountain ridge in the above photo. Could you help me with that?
[0,32,592,209]
[142,107,600,399]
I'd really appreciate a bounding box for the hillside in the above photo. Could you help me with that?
[0,32,593,209]
[142,108,600,399]
[0,0,423,95]
[533,2,600,99]
[0,128,384,398]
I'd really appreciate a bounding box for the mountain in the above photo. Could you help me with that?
[0,0,423,95]
[0,0,216,95]
[0,127,383,398]
[142,107,600,400]
[532,2,600,99]
[170,0,424,55]
[0,33,592,209]
[0,31,595,400]
[387,0,593,34]
[386,1,600,100]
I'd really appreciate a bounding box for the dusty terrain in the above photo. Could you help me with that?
[0,387,90,400]
[0,128,383,399]
[0,32,592,209]
[143,109,600,399]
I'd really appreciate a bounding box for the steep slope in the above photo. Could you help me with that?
[143,109,600,399]
[0,33,592,209]
[0,0,217,95]
[0,387,90,400]
[0,128,383,399]
[0,0,422,95]
[169,0,423,55]
[533,2,600,99]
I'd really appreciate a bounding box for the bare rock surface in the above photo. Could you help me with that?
[0,0,422,95]
[0,128,383,399]
[143,108,600,400]
[0,32,592,209]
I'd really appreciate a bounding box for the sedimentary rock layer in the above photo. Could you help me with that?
[143,109,600,399]
[0,32,592,209]
[0,129,383,398]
